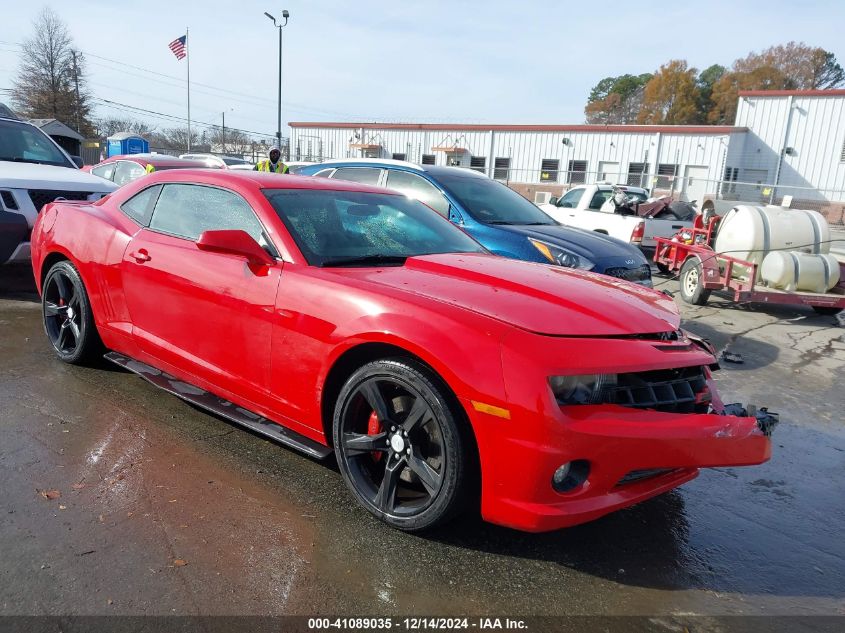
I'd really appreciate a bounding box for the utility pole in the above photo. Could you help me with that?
[71,51,81,133]
[221,111,225,154]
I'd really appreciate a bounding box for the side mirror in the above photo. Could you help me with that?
[70,155,84,168]
[548,196,558,206]
[196,229,275,267]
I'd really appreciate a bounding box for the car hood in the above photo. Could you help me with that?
[342,253,678,337]
[0,161,117,192]
[505,223,646,262]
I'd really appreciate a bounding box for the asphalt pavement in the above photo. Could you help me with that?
[1,263,843,621]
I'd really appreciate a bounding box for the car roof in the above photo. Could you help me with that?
[103,154,214,168]
[315,159,489,180]
[144,169,406,195]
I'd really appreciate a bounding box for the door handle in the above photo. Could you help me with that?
[671,225,684,229]
[130,249,151,263]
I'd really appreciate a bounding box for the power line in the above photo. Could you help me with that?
[92,97,277,138]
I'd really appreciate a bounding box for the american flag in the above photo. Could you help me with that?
[168,35,187,60]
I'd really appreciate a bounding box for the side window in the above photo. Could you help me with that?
[113,161,146,186]
[331,167,382,185]
[588,190,612,210]
[385,170,450,217]
[149,184,267,245]
[120,185,161,225]
[92,163,116,181]
[558,188,585,208]
[313,168,335,178]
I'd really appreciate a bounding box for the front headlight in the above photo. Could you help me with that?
[549,374,617,405]
[529,238,595,270]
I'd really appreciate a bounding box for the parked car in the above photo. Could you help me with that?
[87,154,220,186]
[179,153,254,170]
[284,160,317,174]
[0,115,117,265]
[299,160,654,287]
[538,183,694,252]
[31,169,774,532]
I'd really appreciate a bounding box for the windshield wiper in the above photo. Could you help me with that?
[519,221,555,225]
[320,254,408,268]
[488,220,515,225]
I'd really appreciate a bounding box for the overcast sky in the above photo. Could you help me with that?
[0,0,843,139]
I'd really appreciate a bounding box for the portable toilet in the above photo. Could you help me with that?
[107,132,149,157]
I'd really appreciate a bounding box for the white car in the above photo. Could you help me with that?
[179,153,254,170]
[0,116,118,265]
[539,183,693,251]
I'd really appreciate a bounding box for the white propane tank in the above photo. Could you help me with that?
[714,206,831,279]
[760,252,841,293]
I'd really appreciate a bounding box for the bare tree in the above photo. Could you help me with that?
[11,8,93,134]
[93,116,156,139]
[205,126,254,155]
[149,126,202,151]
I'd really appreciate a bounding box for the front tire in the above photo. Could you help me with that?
[333,358,470,532]
[679,257,711,306]
[42,260,103,364]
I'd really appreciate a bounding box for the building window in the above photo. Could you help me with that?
[470,156,486,173]
[392,153,406,161]
[721,166,739,195]
[567,160,587,184]
[540,159,559,183]
[421,154,435,165]
[656,163,678,190]
[627,162,648,187]
[493,157,510,181]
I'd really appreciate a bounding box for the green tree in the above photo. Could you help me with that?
[584,73,652,123]
[637,60,702,124]
[11,7,94,135]
[696,64,726,119]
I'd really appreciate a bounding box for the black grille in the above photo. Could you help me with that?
[1,190,18,210]
[616,468,676,486]
[605,264,652,282]
[607,366,709,414]
[27,189,91,212]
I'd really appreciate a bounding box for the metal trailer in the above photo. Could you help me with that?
[653,223,845,315]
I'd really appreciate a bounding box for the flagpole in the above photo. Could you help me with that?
[186,27,191,152]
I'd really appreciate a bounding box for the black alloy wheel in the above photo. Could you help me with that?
[333,359,470,532]
[42,261,102,364]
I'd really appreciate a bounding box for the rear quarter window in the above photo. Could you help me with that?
[120,185,161,226]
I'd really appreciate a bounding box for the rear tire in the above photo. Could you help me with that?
[679,257,711,306]
[333,358,470,532]
[42,261,103,364]
[656,262,672,276]
[812,306,843,316]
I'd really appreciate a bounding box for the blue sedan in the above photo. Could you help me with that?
[298,160,652,287]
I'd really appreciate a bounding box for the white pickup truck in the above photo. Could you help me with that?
[1,115,117,265]
[538,183,694,252]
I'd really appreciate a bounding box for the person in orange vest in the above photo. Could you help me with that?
[254,146,289,173]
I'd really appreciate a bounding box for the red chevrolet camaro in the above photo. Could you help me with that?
[30,170,773,532]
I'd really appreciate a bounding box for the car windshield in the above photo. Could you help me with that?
[0,119,74,167]
[222,157,248,165]
[263,189,486,266]
[434,171,557,225]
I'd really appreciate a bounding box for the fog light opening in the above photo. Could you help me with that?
[552,460,590,493]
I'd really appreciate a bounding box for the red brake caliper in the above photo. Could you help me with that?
[367,411,382,462]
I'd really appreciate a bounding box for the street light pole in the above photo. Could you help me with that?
[264,10,290,158]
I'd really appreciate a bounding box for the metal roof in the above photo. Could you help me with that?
[738,89,845,97]
[28,118,85,141]
[290,122,746,134]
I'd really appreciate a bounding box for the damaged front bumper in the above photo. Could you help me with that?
[470,329,778,532]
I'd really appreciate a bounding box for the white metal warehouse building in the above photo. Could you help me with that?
[290,89,845,225]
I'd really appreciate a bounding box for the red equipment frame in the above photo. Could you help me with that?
[654,218,845,310]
